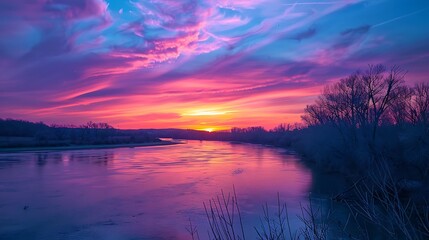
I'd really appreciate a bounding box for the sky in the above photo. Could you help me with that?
[0,0,428,130]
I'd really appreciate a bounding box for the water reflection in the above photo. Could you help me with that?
[0,141,314,240]
[68,151,115,165]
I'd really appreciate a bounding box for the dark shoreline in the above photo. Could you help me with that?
[0,141,180,153]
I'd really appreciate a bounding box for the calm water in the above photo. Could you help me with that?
[0,140,342,239]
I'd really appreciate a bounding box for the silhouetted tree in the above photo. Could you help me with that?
[410,83,429,126]
[362,65,406,140]
[389,85,414,125]
[302,65,407,140]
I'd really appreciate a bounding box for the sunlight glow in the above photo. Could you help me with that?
[201,128,214,132]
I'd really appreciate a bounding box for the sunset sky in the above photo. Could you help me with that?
[0,0,428,130]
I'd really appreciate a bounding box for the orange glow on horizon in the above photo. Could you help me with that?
[8,79,320,130]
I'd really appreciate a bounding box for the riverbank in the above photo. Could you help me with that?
[0,140,180,153]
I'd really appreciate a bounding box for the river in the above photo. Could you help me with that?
[0,140,352,239]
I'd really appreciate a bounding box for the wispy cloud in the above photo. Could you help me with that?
[373,8,427,28]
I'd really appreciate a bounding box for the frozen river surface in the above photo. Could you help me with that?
[0,140,314,239]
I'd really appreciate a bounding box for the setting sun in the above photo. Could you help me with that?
[201,128,214,132]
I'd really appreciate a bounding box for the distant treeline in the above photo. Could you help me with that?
[144,125,300,146]
[0,119,160,148]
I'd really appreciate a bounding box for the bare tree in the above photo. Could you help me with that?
[389,85,414,125]
[302,104,330,126]
[362,65,406,140]
[301,64,414,152]
[410,83,429,126]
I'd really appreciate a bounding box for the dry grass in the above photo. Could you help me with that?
[188,176,429,239]
[344,161,429,240]
[189,187,334,240]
